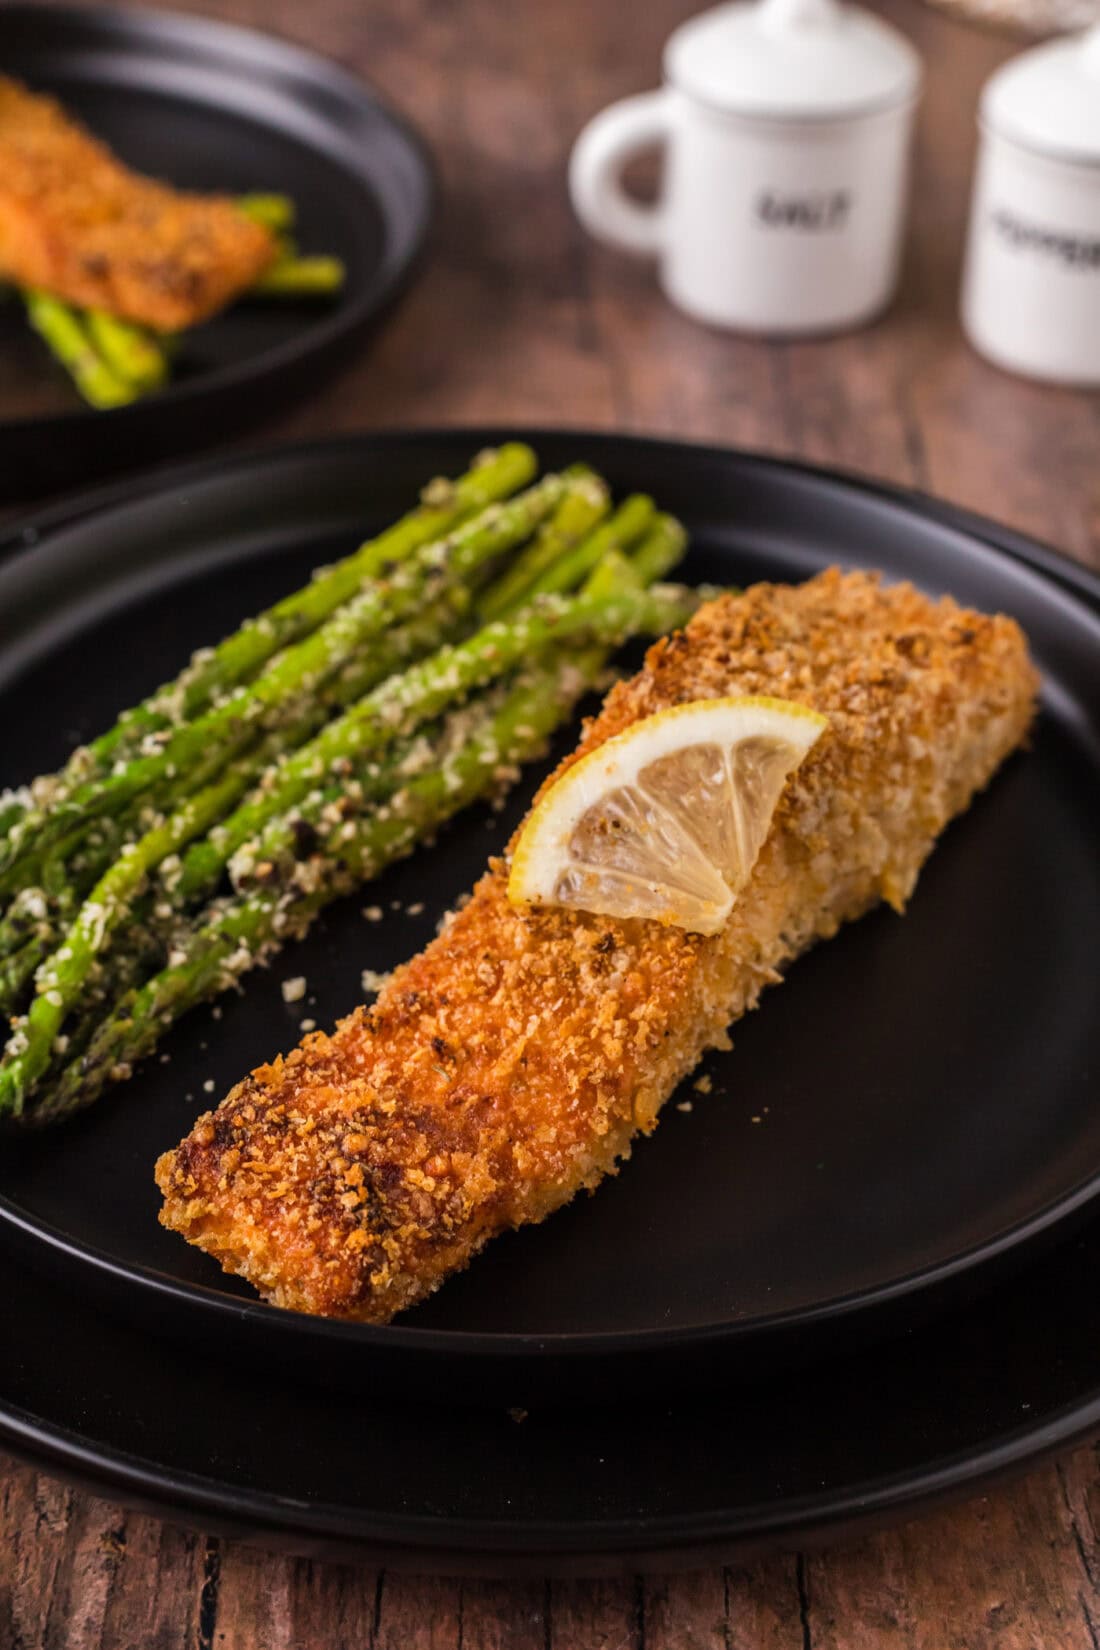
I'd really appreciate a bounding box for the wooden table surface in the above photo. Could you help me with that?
[3,0,1099,1644]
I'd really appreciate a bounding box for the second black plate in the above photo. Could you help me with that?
[0,431,1098,1404]
[0,5,432,500]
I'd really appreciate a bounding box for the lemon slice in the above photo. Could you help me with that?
[508,696,827,935]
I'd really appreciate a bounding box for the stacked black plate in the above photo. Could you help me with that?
[0,430,1098,1570]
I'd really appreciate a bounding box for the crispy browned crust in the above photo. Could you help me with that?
[0,77,275,329]
[156,569,1039,1321]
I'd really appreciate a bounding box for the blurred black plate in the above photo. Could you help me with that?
[0,431,1098,1428]
[0,5,432,500]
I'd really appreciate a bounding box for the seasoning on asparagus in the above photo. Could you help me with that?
[27,653,612,1125]
[0,446,539,862]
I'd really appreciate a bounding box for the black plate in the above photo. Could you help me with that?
[0,5,432,500]
[0,430,1098,1564]
[0,431,1098,1419]
[4,1209,1100,1570]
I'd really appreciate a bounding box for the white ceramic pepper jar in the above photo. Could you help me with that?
[962,26,1100,385]
[568,0,923,336]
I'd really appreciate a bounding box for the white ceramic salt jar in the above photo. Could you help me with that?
[962,26,1100,385]
[568,0,923,336]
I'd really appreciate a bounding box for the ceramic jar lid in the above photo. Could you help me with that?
[982,25,1100,165]
[663,0,922,122]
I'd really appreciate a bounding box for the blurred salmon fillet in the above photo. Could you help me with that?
[156,569,1038,1321]
[0,76,275,329]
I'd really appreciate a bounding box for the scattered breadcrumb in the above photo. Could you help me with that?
[693,1075,713,1095]
[406,902,425,917]
[360,968,392,995]
[281,977,307,1004]
[203,1079,216,1094]
[300,1019,317,1033]
[676,1101,693,1113]
[362,906,383,923]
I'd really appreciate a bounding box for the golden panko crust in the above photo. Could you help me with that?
[0,76,275,329]
[156,569,1039,1320]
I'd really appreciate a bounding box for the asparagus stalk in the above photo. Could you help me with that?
[477,472,610,622]
[630,513,689,585]
[26,652,609,1125]
[182,581,696,902]
[0,933,51,1019]
[251,256,346,297]
[85,310,169,392]
[24,292,136,410]
[236,193,296,232]
[0,763,258,1113]
[519,494,657,605]
[0,445,537,855]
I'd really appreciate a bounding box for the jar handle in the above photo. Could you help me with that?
[568,90,671,258]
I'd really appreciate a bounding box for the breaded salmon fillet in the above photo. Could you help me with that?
[0,77,275,330]
[156,569,1039,1321]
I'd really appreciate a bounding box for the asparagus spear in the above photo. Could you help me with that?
[0,444,537,857]
[85,310,169,392]
[477,472,610,622]
[251,256,346,297]
[24,292,135,410]
[26,652,609,1125]
[236,193,296,232]
[173,581,695,903]
[519,495,658,605]
[630,514,689,585]
[0,933,51,1019]
[0,762,260,1113]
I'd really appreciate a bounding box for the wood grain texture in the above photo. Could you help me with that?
[1,0,1098,1643]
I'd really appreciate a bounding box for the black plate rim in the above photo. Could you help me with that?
[0,2,436,439]
[1,1336,1099,1562]
[2,425,1099,611]
[0,427,1098,1367]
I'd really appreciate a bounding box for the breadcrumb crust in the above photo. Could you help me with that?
[0,77,275,329]
[156,569,1039,1321]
